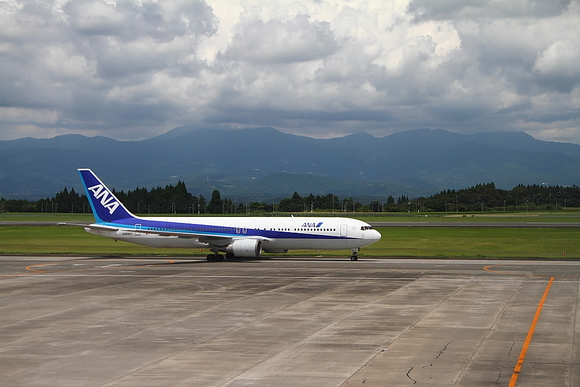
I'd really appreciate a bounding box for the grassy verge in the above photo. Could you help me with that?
[3,212,580,223]
[0,224,578,259]
[367,227,580,259]
[0,226,196,256]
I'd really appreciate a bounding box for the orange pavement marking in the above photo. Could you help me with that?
[483,263,579,278]
[0,258,176,279]
[508,276,554,387]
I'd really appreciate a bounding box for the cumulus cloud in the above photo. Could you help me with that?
[408,0,571,20]
[220,15,339,64]
[0,0,217,138]
[533,39,580,93]
[0,0,579,143]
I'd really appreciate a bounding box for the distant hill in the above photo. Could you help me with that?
[1,127,579,200]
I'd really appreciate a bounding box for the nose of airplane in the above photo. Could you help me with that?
[369,229,382,242]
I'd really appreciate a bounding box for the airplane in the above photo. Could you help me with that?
[64,169,381,261]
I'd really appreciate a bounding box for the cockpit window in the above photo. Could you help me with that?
[361,226,373,230]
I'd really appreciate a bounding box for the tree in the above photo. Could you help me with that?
[198,194,206,213]
[207,190,223,214]
[278,192,303,212]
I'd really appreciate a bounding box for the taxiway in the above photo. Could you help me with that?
[1,256,578,386]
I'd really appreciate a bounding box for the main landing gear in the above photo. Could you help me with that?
[206,253,224,262]
[206,252,236,262]
[350,248,360,261]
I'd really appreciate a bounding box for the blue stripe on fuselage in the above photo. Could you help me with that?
[99,218,351,240]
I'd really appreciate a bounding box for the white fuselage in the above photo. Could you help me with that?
[86,216,381,252]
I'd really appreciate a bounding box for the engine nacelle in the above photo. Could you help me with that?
[225,239,262,257]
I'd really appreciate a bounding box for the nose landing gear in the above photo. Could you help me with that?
[350,248,359,261]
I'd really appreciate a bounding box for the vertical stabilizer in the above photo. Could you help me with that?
[78,169,135,223]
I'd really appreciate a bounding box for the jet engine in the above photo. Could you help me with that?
[225,239,262,257]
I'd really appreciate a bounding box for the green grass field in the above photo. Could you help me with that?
[371,227,579,259]
[2,210,580,223]
[0,217,578,259]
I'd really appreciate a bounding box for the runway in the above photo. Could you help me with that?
[1,256,579,386]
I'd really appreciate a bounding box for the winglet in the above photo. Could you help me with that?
[78,169,135,223]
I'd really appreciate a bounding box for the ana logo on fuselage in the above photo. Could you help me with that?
[301,222,323,228]
[87,184,119,215]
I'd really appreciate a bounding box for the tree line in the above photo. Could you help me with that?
[2,182,580,214]
[371,183,580,213]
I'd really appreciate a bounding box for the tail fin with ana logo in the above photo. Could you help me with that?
[78,169,135,223]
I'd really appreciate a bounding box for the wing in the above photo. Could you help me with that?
[58,222,270,247]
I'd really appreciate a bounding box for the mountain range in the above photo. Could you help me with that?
[1,126,579,201]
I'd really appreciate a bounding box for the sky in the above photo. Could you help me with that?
[0,0,579,143]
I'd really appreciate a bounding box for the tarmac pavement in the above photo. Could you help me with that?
[0,256,578,386]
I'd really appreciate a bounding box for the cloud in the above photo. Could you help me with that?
[0,0,217,138]
[407,0,572,20]
[533,39,580,93]
[65,0,216,41]
[219,14,339,64]
[0,0,579,144]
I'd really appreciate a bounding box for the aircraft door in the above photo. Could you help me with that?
[340,224,348,237]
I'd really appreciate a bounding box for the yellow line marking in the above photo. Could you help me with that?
[508,276,554,387]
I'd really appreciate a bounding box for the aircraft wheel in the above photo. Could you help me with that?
[215,254,225,262]
[350,255,358,261]
[207,254,216,262]
[225,252,235,260]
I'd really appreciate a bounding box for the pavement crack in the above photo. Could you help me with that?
[406,367,417,384]
[507,342,516,356]
[494,368,504,386]
[435,341,452,359]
